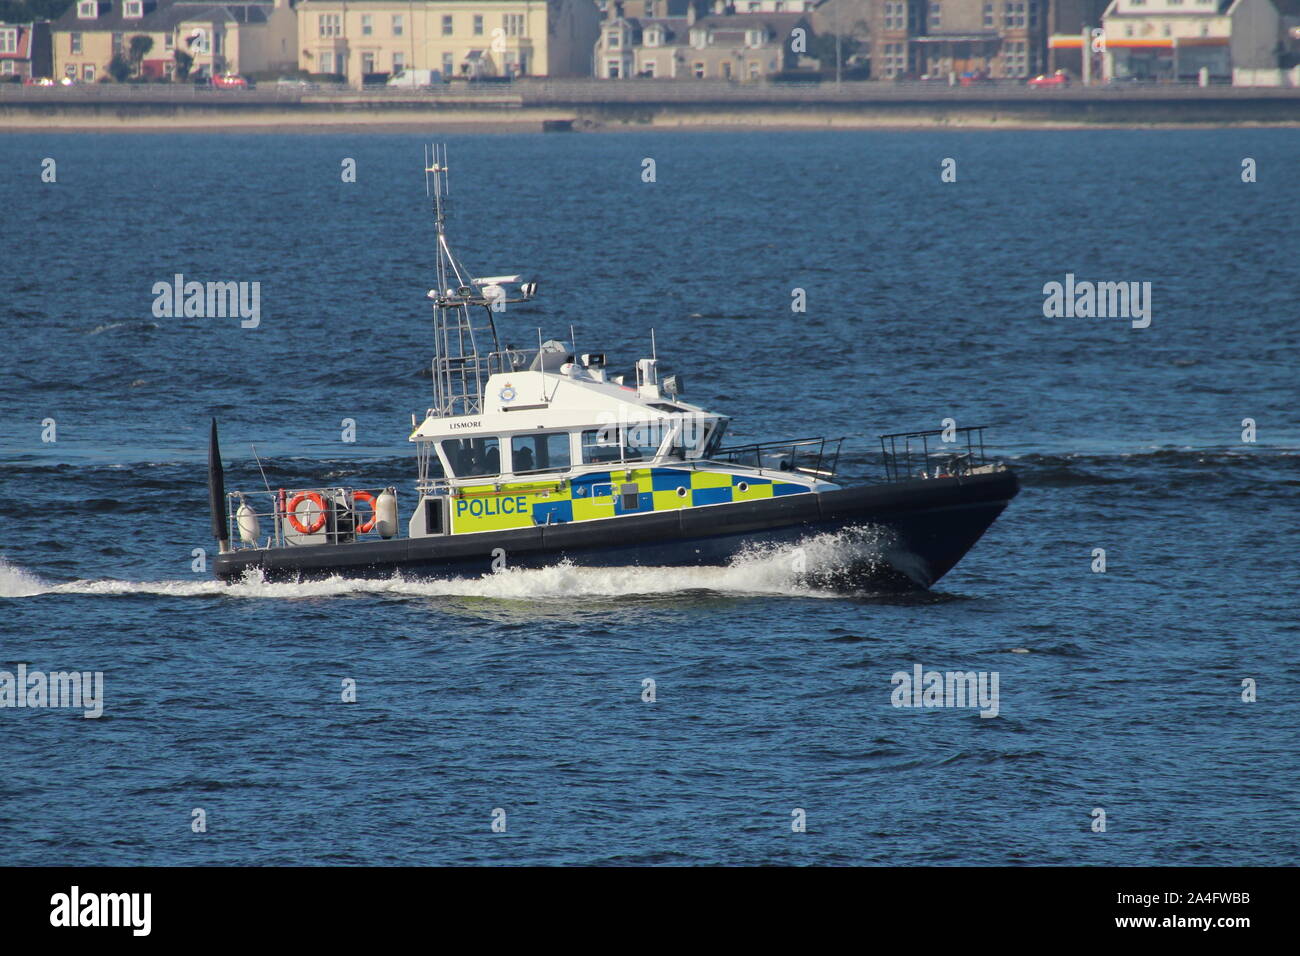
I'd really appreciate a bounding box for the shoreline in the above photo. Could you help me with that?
[4,95,1300,132]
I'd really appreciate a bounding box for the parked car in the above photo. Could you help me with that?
[212,73,250,90]
[1028,70,1071,88]
[23,76,56,86]
[387,69,444,88]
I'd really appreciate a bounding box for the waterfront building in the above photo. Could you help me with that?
[1099,0,1279,81]
[0,21,53,80]
[593,0,809,78]
[51,0,296,83]
[294,0,600,82]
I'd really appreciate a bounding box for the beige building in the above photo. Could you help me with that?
[295,0,601,82]
[51,0,295,83]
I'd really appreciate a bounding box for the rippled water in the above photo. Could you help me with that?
[1,130,1297,865]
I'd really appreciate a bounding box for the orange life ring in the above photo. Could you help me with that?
[353,490,377,534]
[287,491,327,535]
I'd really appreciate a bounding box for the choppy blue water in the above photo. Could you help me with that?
[0,130,1296,865]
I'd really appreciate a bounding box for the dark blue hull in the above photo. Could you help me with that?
[213,470,1019,590]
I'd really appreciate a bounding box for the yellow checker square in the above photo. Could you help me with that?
[690,470,735,489]
[571,495,613,522]
[731,482,775,503]
[653,489,691,511]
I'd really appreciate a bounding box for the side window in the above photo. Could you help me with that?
[511,432,572,474]
[440,437,500,478]
[621,423,658,462]
[581,427,622,464]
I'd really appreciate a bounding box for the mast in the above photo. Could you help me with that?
[423,144,537,418]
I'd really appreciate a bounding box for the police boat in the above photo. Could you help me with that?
[209,148,1018,589]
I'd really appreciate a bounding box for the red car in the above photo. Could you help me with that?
[212,74,249,89]
[1028,70,1071,88]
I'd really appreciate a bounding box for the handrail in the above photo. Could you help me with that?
[713,436,843,479]
[878,425,994,482]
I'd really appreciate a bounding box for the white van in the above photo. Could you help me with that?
[387,69,444,88]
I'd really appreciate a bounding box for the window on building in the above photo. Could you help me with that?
[319,51,334,73]
[1002,1,1025,28]
[1003,39,1026,75]
[929,2,941,30]
[646,27,660,47]
[722,60,732,79]
[0,59,13,74]
[361,14,372,36]
[361,52,374,74]
[884,41,906,76]
[392,14,404,37]
[982,2,994,27]
[645,0,657,15]
[607,30,621,48]
[0,28,16,54]
[164,33,173,50]
[503,13,525,37]
[70,32,83,54]
[606,58,621,78]
[643,59,657,76]
[112,32,123,55]
[77,0,96,18]
[442,14,453,36]
[884,1,905,30]
[319,14,341,38]
[124,0,142,17]
[511,433,572,475]
[443,52,453,74]
[440,437,500,478]
[693,61,705,78]
[1029,1,1038,27]
[749,60,760,79]
[82,63,94,81]
[474,14,484,35]
[393,51,404,71]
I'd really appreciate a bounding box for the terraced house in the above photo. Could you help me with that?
[594,0,809,79]
[864,0,1052,78]
[51,0,296,83]
[295,0,600,83]
[0,20,53,79]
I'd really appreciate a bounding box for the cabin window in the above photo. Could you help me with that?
[511,432,572,474]
[581,428,622,464]
[581,426,656,464]
[440,437,500,478]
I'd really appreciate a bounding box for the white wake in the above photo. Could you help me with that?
[0,529,891,603]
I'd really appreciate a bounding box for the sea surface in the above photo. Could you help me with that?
[0,130,1296,866]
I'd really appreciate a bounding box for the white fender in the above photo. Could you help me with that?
[236,499,261,546]
[375,488,398,539]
